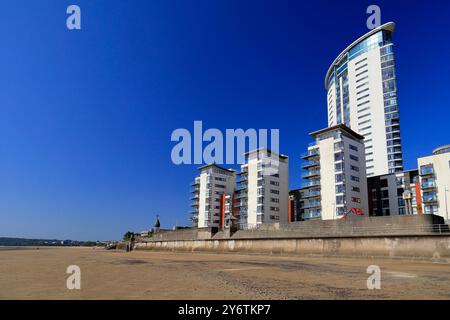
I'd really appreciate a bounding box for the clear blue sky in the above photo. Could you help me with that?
[1,0,449,240]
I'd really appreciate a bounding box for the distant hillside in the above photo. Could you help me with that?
[0,237,101,247]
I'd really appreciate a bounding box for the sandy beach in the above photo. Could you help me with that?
[1,247,450,299]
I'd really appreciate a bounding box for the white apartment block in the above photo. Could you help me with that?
[418,145,450,220]
[236,148,289,228]
[325,22,403,177]
[190,164,236,228]
[367,170,420,216]
[300,124,368,220]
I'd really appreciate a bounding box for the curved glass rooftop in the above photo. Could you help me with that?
[432,145,450,155]
[325,22,395,89]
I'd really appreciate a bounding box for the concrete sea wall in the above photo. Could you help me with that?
[135,216,450,260]
[135,235,450,260]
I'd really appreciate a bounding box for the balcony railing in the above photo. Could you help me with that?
[302,211,321,220]
[423,195,438,203]
[302,159,320,169]
[300,201,321,209]
[301,170,320,179]
[420,166,434,176]
[301,149,319,159]
[301,180,320,189]
[421,181,436,189]
[302,190,321,198]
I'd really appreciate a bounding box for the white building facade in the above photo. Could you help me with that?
[418,145,450,220]
[236,149,289,228]
[325,22,403,177]
[301,124,368,220]
[190,164,236,228]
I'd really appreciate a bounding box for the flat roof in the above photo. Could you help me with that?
[197,164,235,172]
[244,147,288,159]
[309,124,365,140]
[325,22,396,89]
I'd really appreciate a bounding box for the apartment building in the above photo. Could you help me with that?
[300,124,368,220]
[417,145,450,220]
[367,169,420,216]
[236,148,289,228]
[223,193,239,230]
[325,22,403,177]
[288,189,303,222]
[190,164,236,228]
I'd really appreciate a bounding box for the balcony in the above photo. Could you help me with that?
[238,167,248,175]
[302,210,321,220]
[191,178,200,186]
[302,190,321,198]
[191,186,200,194]
[302,159,320,169]
[301,180,320,189]
[300,201,321,209]
[421,181,436,190]
[388,147,402,154]
[189,194,199,200]
[420,166,434,176]
[301,149,319,159]
[235,192,247,199]
[301,169,320,179]
[422,195,438,203]
[236,177,248,184]
[191,201,199,207]
[237,184,248,191]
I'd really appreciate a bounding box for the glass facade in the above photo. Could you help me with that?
[326,27,403,176]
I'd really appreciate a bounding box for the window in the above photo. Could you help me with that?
[270,181,279,186]
[270,189,279,195]
[335,173,345,183]
[336,207,345,216]
[351,197,361,203]
[357,100,370,107]
[381,190,389,198]
[349,144,359,151]
[350,165,359,172]
[357,94,370,101]
[336,184,345,194]
[336,195,344,205]
[355,57,367,65]
[352,186,360,192]
[270,198,279,203]
[356,75,369,83]
[334,152,344,161]
[350,175,360,182]
[349,154,359,161]
[356,87,369,95]
[425,205,438,214]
